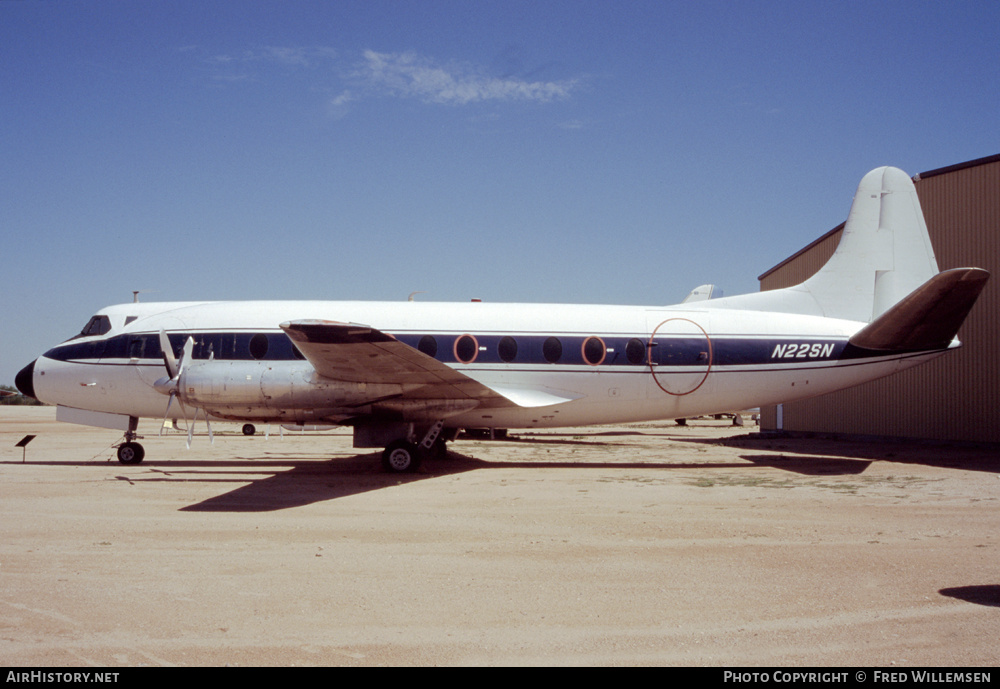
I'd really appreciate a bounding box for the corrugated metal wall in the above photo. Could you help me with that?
[758,157,1000,442]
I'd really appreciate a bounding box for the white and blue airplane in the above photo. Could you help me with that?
[15,167,989,472]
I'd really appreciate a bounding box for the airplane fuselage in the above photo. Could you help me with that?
[26,299,947,431]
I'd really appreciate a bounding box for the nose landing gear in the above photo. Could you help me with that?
[116,441,145,464]
[115,416,145,464]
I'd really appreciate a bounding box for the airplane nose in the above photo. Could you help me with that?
[15,359,36,399]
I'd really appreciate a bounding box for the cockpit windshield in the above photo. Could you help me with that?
[77,315,111,338]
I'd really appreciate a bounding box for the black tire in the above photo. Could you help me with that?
[117,442,145,464]
[381,440,421,473]
[242,424,256,436]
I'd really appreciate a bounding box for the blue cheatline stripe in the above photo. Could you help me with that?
[44,330,861,368]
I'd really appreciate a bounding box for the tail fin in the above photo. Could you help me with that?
[705,166,946,323]
[799,166,939,322]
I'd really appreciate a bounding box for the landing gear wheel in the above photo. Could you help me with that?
[381,440,422,473]
[242,424,256,436]
[117,442,145,464]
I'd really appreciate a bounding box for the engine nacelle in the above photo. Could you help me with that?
[178,360,404,422]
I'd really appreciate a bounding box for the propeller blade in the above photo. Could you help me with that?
[159,391,191,436]
[155,335,207,449]
[187,406,197,449]
[177,337,194,378]
[159,331,178,379]
[159,392,175,436]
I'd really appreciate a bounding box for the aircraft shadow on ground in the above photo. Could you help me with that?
[687,434,1000,476]
[176,450,877,513]
[499,433,873,476]
[737,454,871,476]
[1,444,873,512]
[939,585,1000,608]
[9,429,994,511]
[167,452,481,512]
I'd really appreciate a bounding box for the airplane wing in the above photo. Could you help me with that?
[280,320,579,414]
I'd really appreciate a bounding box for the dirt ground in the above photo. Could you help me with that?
[1,406,997,667]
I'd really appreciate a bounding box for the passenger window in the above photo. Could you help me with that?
[543,337,562,363]
[582,337,606,366]
[626,338,646,365]
[249,334,269,360]
[454,335,478,363]
[498,336,518,362]
[418,335,438,358]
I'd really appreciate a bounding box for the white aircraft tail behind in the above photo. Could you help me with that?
[705,166,988,349]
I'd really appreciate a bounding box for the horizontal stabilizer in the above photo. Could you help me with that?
[848,268,989,351]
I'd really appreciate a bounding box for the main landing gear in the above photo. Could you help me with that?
[381,439,423,473]
[380,421,449,473]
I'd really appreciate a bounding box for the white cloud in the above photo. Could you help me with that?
[326,89,356,119]
[359,50,577,105]
[205,46,338,70]
[330,90,355,107]
[191,46,577,117]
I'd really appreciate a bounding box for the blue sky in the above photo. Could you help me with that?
[3,0,998,385]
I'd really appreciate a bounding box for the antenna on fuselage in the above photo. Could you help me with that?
[132,289,159,303]
[408,291,427,302]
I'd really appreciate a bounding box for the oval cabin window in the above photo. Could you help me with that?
[543,337,562,363]
[418,335,438,358]
[582,336,606,366]
[454,334,478,363]
[626,338,646,365]
[498,336,518,362]
[249,333,269,360]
